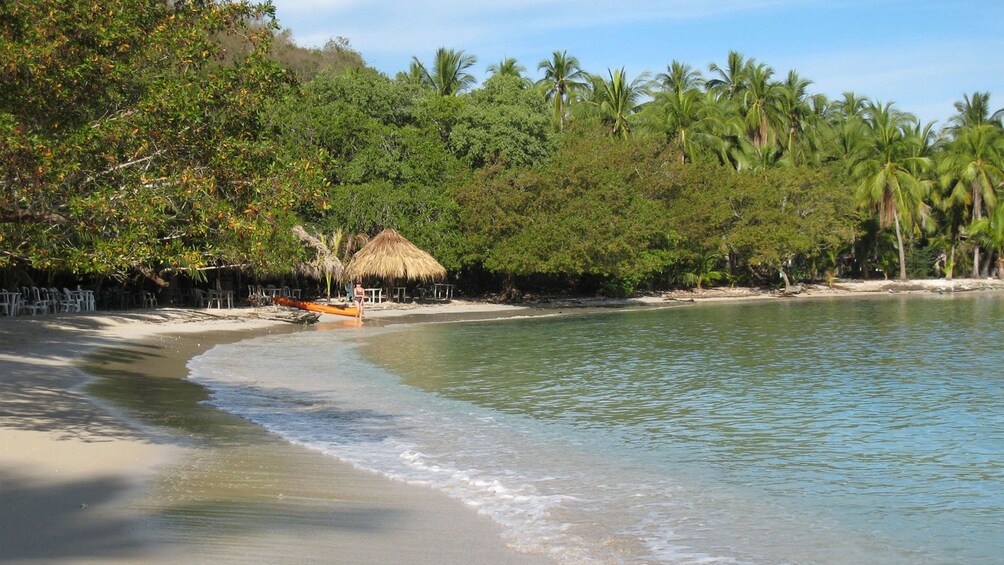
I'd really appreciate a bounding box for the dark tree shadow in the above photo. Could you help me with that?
[0,470,144,562]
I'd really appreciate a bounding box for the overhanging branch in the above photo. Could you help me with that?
[0,209,68,224]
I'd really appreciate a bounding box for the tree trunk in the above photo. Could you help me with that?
[893,211,907,280]
[137,265,169,288]
[500,273,520,302]
[997,252,1004,279]
[779,268,792,293]
[972,185,983,278]
[947,245,956,280]
[981,253,994,278]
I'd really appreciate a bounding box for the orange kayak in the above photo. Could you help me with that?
[272,296,359,318]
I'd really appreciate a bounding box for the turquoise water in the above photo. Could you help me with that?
[189,294,1004,564]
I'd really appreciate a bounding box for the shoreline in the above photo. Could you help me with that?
[1,310,553,564]
[2,279,1002,562]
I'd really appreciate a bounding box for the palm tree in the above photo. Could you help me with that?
[642,61,725,163]
[773,70,816,166]
[656,60,704,96]
[852,102,934,280]
[487,57,527,80]
[292,226,369,299]
[827,103,870,168]
[969,200,1004,278]
[947,91,995,131]
[739,61,780,148]
[835,91,869,122]
[591,67,651,139]
[939,121,1004,276]
[536,50,589,131]
[639,87,726,163]
[293,226,344,300]
[411,47,478,96]
[706,50,751,99]
[681,250,725,292]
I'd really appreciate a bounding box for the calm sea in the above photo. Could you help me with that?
[188,294,1004,564]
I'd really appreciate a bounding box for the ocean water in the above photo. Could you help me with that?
[187,294,1004,564]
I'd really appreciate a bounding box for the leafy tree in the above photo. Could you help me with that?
[268,67,465,269]
[663,164,857,289]
[1,0,319,285]
[455,133,677,295]
[228,30,364,83]
[449,74,555,168]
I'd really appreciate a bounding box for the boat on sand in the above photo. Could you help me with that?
[272,296,359,318]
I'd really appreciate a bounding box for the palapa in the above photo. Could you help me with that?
[344,228,446,283]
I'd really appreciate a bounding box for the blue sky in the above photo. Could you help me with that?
[268,0,1003,126]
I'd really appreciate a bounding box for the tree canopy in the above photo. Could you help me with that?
[3,6,1002,294]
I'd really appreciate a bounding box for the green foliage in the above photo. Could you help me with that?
[411,47,478,96]
[449,75,556,168]
[455,133,678,292]
[536,50,589,131]
[679,251,725,290]
[4,19,1001,294]
[662,163,858,286]
[1,0,321,284]
[268,67,465,270]
[904,245,938,279]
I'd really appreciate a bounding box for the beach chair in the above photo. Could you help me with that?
[80,289,96,311]
[21,287,50,315]
[58,288,82,312]
[0,292,19,316]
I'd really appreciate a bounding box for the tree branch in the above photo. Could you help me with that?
[0,209,68,224]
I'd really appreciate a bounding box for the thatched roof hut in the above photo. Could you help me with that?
[344,229,446,283]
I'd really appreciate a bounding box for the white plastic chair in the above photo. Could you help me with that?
[0,292,19,316]
[60,288,82,312]
[22,287,50,315]
[80,289,96,311]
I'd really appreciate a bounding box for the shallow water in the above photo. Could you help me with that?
[188,294,1004,564]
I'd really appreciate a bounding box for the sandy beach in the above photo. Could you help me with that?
[2,278,1002,563]
[0,308,551,564]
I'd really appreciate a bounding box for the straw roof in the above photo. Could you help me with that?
[344,229,446,283]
